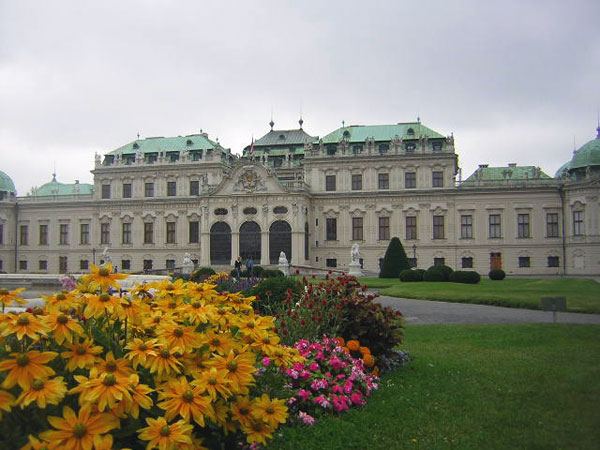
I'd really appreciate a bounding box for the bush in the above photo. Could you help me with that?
[489,269,506,280]
[263,269,285,278]
[450,270,481,284]
[399,269,425,282]
[424,265,453,282]
[247,276,301,315]
[379,237,411,278]
[190,266,215,281]
[252,265,265,277]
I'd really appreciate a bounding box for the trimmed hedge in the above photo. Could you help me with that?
[245,276,301,315]
[190,266,215,281]
[449,270,481,284]
[424,264,454,282]
[489,269,506,280]
[379,237,411,278]
[400,269,426,282]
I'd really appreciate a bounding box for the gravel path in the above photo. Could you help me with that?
[375,295,600,325]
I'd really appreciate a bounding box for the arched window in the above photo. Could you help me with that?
[239,221,261,261]
[214,208,228,216]
[210,222,231,265]
[269,221,292,264]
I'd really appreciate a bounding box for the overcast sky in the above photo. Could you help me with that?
[1,0,599,195]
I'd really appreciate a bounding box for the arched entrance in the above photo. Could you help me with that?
[210,222,231,265]
[239,221,261,261]
[269,220,292,264]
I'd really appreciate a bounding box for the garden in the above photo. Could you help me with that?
[0,264,405,449]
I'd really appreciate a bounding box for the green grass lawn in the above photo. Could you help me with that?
[357,277,600,313]
[270,324,600,450]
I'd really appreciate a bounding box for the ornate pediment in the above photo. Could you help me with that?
[233,167,267,192]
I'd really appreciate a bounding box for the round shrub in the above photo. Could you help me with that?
[400,269,425,282]
[252,265,265,277]
[424,265,453,282]
[264,269,285,278]
[190,266,215,281]
[489,269,506,280]
[450,270,481,284]
[246,276,301,315]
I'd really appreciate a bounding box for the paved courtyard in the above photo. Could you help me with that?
[376,295,600,325]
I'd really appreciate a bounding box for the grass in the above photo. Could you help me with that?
[357,277,600,313]
[269,324,600,450]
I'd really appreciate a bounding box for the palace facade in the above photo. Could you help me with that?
[0,120,599,276]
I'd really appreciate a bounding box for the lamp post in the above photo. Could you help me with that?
[412,244,417,268]
[92,247,96,265]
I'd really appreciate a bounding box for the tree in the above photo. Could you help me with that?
[379,237,411,278]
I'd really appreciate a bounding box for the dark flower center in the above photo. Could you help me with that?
[57,314,69,324]
[160,349,170,358]
[166,284,175,291]
[17,316,30,326]
[208,377,217,385]
[98,268,110,277]
[227,361,238,372]
[76,346,87,355]
[160,425,171,437]
[106,361,117,371]
[266,406,275,414]
[183,390,194,402]
[103,374,117,386]
[99,294,110,303]
[173,328,184,338]
[17,354,29,367]
[139,343,148,351]
[33,379,45,391]
[240,407,249,415]
[56,293,66,300]
[0,288,9,295]
[73,423,87,438]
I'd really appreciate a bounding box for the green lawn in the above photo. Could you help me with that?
[357,277,600,313]
[270,324,600,450]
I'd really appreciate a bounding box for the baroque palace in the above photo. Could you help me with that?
[0,119,599,276]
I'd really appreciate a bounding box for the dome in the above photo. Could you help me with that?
[554,160,571,178]
[569,127,600,171]
[0,170,16,194]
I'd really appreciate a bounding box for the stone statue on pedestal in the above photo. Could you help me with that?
[349,243,362,276]
[278,251,289,276]
[182,252,194,275]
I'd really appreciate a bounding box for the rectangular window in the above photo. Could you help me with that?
[406,216,417,240]
[433,215,445,239]
[518,256,531,268]
[143,259,153,271]
[405,172,416,188]
[546,213,559,237]
[326,258,337,268]
[144,182,154,197]
[166,259,176,270]
[517,214,530,238]
[460,215,473,239]
[59,224,69,245]
[80,223,90,244]
[122,223,132,244]
[190,180,199,196]
[351,174,362,190]
[39,224,48,245]
[101,184,111,199]
[39,260,47,270]
[378,144,389,154]
[59,256,68,273]
[166,221,176,244]
[80,260,89,270]
[100,223,110,245]
[144,223,153,244]
[378,173,389,190]
[325,175,336,192]
[379,217,390,241]
[326,218,337,241]
[573,211,584,236]
[461,257,473,268]
[189,221,199,243]
[122,183,132,198]
[167,181,177,197]
[547,256,560,267]
[19,260,28,270]
[20,225,28,245]
[352,217,363,240]
[432,171,443,187]
[405,143,416,152]
[0,223,3,244]
[121,259,131,270]
[434,257,445,266]
[489,214,501,238]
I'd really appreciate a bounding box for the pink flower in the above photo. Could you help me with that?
[344,380,354,394]
[298,389,311,401]
[309,362,320,372]
[293,362,304,372]
[300,370,312,380]
[332,385,344,394]
[287,368,299,379]
[299,411,315,426]
[261,356,271,367]
[350,392,364,405]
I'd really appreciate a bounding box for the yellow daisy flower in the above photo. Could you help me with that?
[42,291,78,313]
[16,376,67,408]
[90,351,134,379]
[80,263,128,292]
[137,417,193,450]
[73,372,132,412]
[83,293,124,319]
[156,324,203,353]
[158,377,215,427]
[230,395,254,426]
[147,346,183,377]
[40,405,119,450]
[240,418,275,446]
[251,393,288,427]
[0,389,15,420]
[0,287,26,308]
[1,312,48,341]
[44,312,84,345]
[0,351,57,389]
[192,367,232,401]
[61,339,103,371]
[212,350,256,392]
[124,338,159,368]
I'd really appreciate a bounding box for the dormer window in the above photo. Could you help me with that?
[327,145,337,156]
[132,143,139,149]
[407,128,415,136]
[405,143,416,152]
[352,145,363,154]
[432,142,442,151]
[279,134,286,140]
[186,139,193,146]
[378,144,389,154]
[343,130,351,138]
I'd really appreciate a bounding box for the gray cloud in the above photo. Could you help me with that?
[1,0,599,194]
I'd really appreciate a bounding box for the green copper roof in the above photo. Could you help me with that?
[107,133,221,156]
[0,170,16,193]
[463,165,552,183]
[254,129,315,146]
[320,122,445,144]
[554,160,571,178]
[569,131,600,170]
[30,175,93,196]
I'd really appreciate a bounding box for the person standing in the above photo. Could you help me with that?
[245,256,254,278]
[234,256,242,279]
